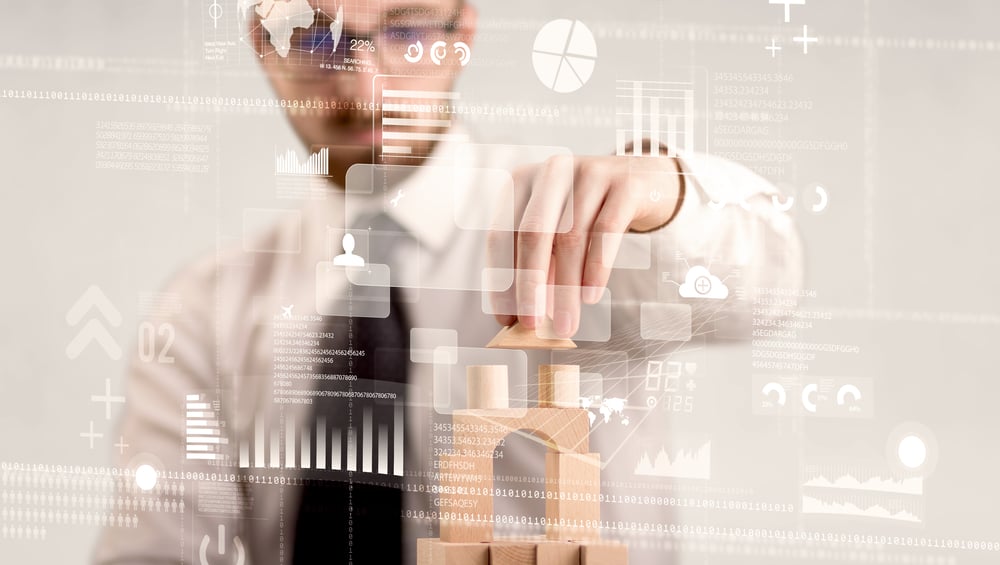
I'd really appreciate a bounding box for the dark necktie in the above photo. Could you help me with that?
[293,217,410,565]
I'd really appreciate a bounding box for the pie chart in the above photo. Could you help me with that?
[532,19,597,94]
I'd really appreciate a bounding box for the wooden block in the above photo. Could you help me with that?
[437,450,495,543]
[453,408,590,454]
[545,452,601,541]
[466,365,509,409]
[416,538,490,565]
[439,408,591,543]
[487,321,577,350]
[490,541,537,565]
[536,541,582,565]
[420,538,585,565]
[538,365,581,408]
[580,542,628,565]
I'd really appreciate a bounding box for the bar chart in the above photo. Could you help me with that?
[274,146,330,176]
[238,401,404,477]
[378,80,469,160]
[616,80,697,158]
[185,393,228,461]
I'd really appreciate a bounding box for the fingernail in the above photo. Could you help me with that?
[583,287,602,304]
[555,310,573,338]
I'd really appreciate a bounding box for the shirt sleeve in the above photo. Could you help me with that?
[605,152,804,342]
[671,151,803,296]
[91,261,246,565]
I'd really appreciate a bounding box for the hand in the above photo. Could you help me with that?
[487,153,684,338]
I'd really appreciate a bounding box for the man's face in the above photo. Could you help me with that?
[251,0,475,183]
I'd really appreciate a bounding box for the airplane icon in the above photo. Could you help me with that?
[281,305,294,318]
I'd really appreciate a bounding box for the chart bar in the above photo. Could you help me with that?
[381,117,452,127]
[381,132,467,142]
[239,439,249,468]
[186,419,221,427]
[285,420,296,468]
[331,427,342,471]
[270,428,280,468]
[379,102,463,113]
[615,130,626,156]
[382,146,413,155]
[316,417,326,470]
[633,81,643,155]
[382,89,460,99]
[650,98,660,156]
[378,425,388,475]
[684,90,694,153]
[394,402,404,476]
[363,408,373,473]
[296,423,307,469]
[186,437,225,444]
[346,427,356,472]
[667,116,679,158]
[254,418,264,468]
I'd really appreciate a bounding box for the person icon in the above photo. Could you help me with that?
[333,233,365,266]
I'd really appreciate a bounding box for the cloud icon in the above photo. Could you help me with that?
[678,266,729,300]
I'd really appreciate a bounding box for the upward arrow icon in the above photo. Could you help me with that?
[65,285,122,360]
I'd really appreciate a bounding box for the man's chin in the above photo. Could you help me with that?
[318,145,375,186]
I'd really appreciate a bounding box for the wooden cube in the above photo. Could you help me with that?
[538,364,581,408]
[416,538,489,565]
[536,540,582,565]
[581,542,628,564]
[440,408,591,543]
[490,541,538,565]
[545,452,601,541]
[466,365,509,409]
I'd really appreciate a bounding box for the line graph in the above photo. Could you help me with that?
[801,494,922,523]
[275,147,329,176]
[634,441,711,480]
[803,471,923,495]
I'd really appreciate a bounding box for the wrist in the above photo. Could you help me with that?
[629,156,685,233]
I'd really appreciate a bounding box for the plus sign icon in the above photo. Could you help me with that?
[694,276,713,294]
[678,266,729,300]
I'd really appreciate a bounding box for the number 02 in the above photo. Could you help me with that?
[138,322,175,363]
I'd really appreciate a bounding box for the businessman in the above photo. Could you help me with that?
[94,1,802,563]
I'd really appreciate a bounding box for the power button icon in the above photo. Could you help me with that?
[199,525,245,565]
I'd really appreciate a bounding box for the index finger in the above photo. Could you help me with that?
[515,155,574,330]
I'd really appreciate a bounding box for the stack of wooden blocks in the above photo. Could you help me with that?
[417,323,628,564]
